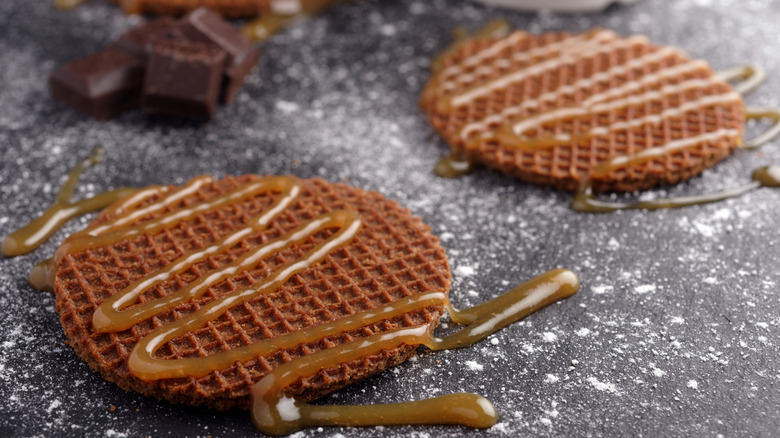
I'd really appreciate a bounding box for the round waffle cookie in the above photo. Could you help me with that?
[420,28,747,193]
[112,0,267,18]
[53,175,451,410]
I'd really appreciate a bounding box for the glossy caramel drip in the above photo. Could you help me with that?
[572,180,762,213]
[434,152,476,178]
[572,165,780,213]
[251,269,579,435]
[570,108,780,212]
[753,165,780,187]
[242,0,341,42]
[2,147,135,258]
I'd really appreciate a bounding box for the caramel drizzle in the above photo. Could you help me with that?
[2,147,135,257]
[459,55,707,141]
[436,32,652,113]
[435,29,618,93]
[54,175,275,264]
[92,176,301,333]
[126,209,362,380]
[496,91,742,152]
[59,172,579,433]
[433,151,476,178]
[430,25,780,211]
[251,268,579,435]
[4,144,583,432]
[572,122,780,212]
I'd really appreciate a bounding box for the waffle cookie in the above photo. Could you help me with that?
[52,175,451,410]
[420,28,747,193]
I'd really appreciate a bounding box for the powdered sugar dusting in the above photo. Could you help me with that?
[1,0,780,437]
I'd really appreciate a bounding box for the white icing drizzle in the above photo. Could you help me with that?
[439,30,530,79]
[567,92,740,141]
[513,80,736,137]
[438,30,617,90]
[594,128,741,176]
[447,34,649,109]
[459,54,704,141]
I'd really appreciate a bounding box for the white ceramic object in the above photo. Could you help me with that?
[474,0,639,12]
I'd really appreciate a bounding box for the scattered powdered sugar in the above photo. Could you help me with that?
[634,284,657,294]
[1,0,780,437]
[575,328,591,337]
[464,360,484,372]
[586,377,620,395]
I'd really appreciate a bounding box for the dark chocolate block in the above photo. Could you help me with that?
[112,17,180,61]
[49,47,145,120]
[141,39,226,120]
[178,7,261,103]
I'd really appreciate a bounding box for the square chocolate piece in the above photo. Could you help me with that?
[178,7,261,103]
[49,47,145,120]
[112,17,180,61]
[142,39,227,120]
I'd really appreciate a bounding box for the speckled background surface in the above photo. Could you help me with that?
[1,0,780,437]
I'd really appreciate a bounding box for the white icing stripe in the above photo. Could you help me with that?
[550,92,741,143]
[459,51,698,140]
[440,30,617,88]
[582,59,711,106]
[514,77,730,135]
[441,31,619,92]
[590,92,740,136]
[449,35,650,109]
[439,30,530,79]
[599,128,740,173]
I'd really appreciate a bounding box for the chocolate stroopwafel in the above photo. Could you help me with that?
[54,175,451,410]
[420,29,746,193]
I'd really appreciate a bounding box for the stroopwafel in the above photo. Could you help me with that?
[420,28,749,193]
[53,175,451,410]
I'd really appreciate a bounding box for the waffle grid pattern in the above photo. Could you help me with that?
[421,31,746,193]
[55,176,451,409]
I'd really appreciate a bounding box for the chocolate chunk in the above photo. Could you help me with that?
[141,39,226,120]
[49,47,145,120]
[178,7,261,103]
[112,17,181,61]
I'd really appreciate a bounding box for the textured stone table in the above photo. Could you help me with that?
[1,0,779,436]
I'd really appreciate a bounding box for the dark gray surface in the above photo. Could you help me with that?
[1,0,779,437]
